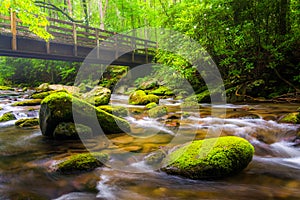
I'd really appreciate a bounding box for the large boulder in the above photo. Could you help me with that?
[161,136,254,179]
[82,86,111,106]
[39,92,130,138]
[129,90,159,105]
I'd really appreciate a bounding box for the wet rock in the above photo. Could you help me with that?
[30,90,66,99]
[98,105,128,117]
[15,118,39,127]
[36,83,80,94]
[82,86,111,106]
[161,136,254,179]
[145,102,158,109]
[278,113,300,124]
[110,135,134,144]
[56,152,109,174]
[119,146,142,152]
[144,150,166,165]
[149,86,174,96]
[224,111,260,119]
[0,112,16,122]
[39,92,130,138]
[12,99,42,106]
[148,106,168,118]
[0,86,13,91]
[129,90,159,105]
[138,79,158,90]
[53,122,93,139]
[180,101,200,111]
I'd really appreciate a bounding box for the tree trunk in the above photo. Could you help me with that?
[98,0,108,30]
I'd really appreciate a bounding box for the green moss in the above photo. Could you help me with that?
[0,112,16,122]
[98,105,128,117]
[15,118,39,127]
[145,102,158,109]
[0,86,13,91]
[149,86,174,96]
[40,92,130,137]
[279,113,299,124]
[161,136,254,179]
[53,122,92,139]
[185,90,210,103]
[12,99,42,106]
[31,90,66,99]
[129,90,159,105]
[82,86,111,106]
[57,152,109,174]
[148,106,168,118]
[0,107,2,111]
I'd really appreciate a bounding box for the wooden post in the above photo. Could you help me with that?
[10,10,17,51]
[145,40,148,63]
[73,23,78,56]
[96,29,100,59]
[45,26,50,54]
[114,36,118,59]
[131,38,135,62]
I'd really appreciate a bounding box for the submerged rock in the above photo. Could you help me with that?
[15,118,39,127]
[56,152,109,174]
[82,86,111,106]
[0,112,16,122]
[129,90,159,105]
[161,136,254,179]
[39,92,130,138]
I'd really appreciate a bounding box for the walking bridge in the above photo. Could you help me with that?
[0,12,156,67]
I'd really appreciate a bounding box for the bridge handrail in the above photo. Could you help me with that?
[0,12,157,58]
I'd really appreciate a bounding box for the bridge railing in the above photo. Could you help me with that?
[0,11,157,61]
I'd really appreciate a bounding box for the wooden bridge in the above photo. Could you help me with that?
[0,12,156,67]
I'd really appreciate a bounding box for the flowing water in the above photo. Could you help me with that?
[0,91,300,200]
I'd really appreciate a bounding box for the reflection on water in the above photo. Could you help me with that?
[0,93,299,199]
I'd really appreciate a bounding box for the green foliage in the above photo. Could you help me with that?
[0,57,79,86]
[0,0,52,40]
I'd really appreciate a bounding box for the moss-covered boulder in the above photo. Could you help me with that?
[279,113,300,124]
[148,106,168,118]
[161,136,254,179]
[138,79,158,90]
[0,107,2,110]
[129,90,159,105]
[82,86,111,106]
[15,118,39,127]
[30,90,66,99]
[145,102,158,110]
[12,99,42,106]
[0,86,13,91]
[185,90,211,103]
[98,105,128,117]
[53,122,93,139]
[149,86,174,96]
[56,152,109,174]
[39,92,130,138]
[0,112,16,122]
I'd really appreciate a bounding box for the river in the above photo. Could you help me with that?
[0,90,300,200]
